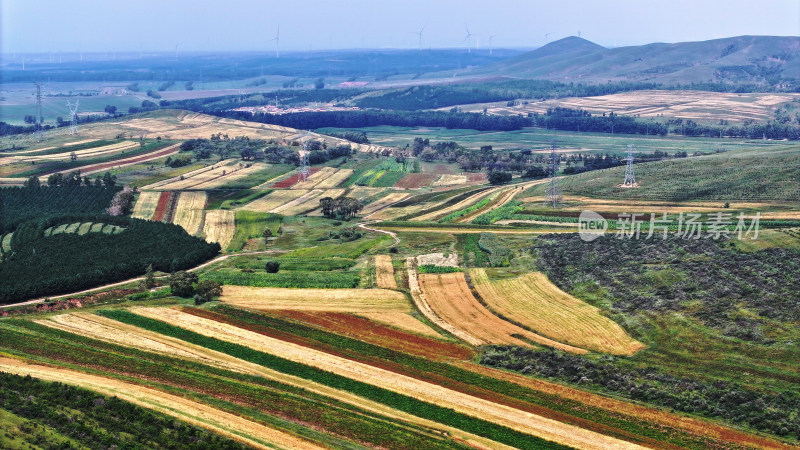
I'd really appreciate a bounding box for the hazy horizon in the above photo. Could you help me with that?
[1,0,798,55]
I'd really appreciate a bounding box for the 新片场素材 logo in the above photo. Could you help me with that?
[578,210,607,242]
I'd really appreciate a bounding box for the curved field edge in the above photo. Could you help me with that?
[0,356,322,450]
[469,269,644,355]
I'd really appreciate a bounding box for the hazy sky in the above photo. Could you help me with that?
[2,0,798,54]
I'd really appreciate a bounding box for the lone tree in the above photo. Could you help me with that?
[168,271,198,297]
[144,264,156,289]
[488,171,512,185]
[265,261,280,273]
[194,280,222,305]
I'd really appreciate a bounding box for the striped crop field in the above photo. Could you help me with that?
[271,168,322,188]
[219,285,410,313]
[354,312,441,337]
[418,272,588,353]
[314,169,353,189]
[470,269,645,355]
[374,255,397,289]
[151,160,240,190]
[360,192,410,216]
[202,209,236,249]
[189,163,273,190]
[275,189,345,216]
[125,306,640,449]
[0,305,784,450]
[172,191,207,235]
[131,191,162,219]
[1,141,139,163]
[238,189,308,212]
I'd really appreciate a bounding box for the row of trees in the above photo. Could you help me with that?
[319,197,363,219]
[179,136,353,166]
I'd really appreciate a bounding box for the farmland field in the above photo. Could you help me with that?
[470,269,644,355]
[374,255,398,289]
[131,190,161,219]
[203,209,237,248]
[219,285,409,312]
[171,191,207,235]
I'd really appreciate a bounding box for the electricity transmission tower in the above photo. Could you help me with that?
[544,144,561,207]
[299,131,311,182]
[622,144,636,186]
[67,99,80,135]
[34,82,44,142]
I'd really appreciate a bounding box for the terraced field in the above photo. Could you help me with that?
[470,269,644,355]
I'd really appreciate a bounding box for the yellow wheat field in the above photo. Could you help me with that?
[470,269,644,355]
[189,163,269,190]
[418,272,588,353]
[275,189,345,216]
[203,210,236,248]
[132,191,162,219]
[132,307,641,450]
[220,285,410,313]
[172,191,207,235]
[0,356,321,450]
[374,255,397,289]
[142,164,220,190]
[238,189,308,212]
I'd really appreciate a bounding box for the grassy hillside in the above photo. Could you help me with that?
[460,35,800,85]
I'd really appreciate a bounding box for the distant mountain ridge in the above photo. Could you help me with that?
[472,35,800,85]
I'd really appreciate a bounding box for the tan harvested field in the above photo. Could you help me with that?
[419,272,588,353]
[203,210,236,248]
[35,312,509,449]
[0,141,139,164]
[314,168,353,189]
[432,174,468,187]
[220,285,410,312]
[238,189,308,212]
[374,255,397,289]
[133,307,641,450]
[74,111,392,154]
[147,160,239,190]
[142,163,220,190]
[33,143,181,177]
[131,191,161,219]
[383,226,571,234]
[360,192,411,216]
[451,90,800,123]
[172,191,207,235]
[274,189,345,216]
[189,163,270,190]
[292,167,339,189]
[355,312,441,337]
[470,269,644,355]
[0,356,322,450]
[343,186,382,201]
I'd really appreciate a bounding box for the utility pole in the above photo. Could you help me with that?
[623,144,636,187]
[67,99,80,135]
[34,82,44,142]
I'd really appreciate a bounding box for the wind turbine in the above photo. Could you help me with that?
[269,26,280,58]
[414,25,425,52]
[463,25,478,53]
[488,34,499,55]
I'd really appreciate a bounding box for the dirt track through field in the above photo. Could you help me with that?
[132,307,643,450]
[374,255,397,289]
[0,356,322,450]
[470,269,643,355]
